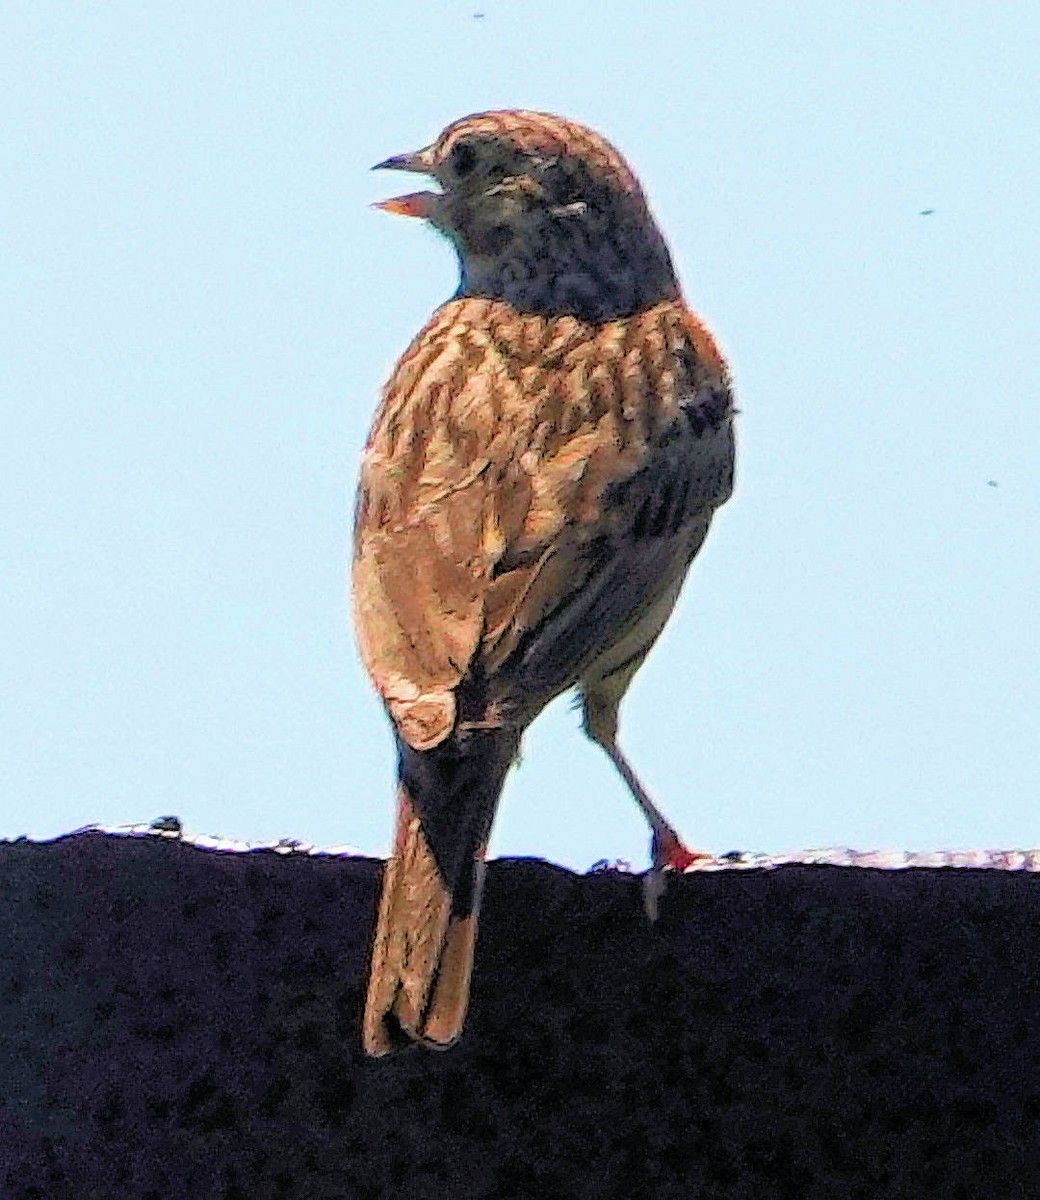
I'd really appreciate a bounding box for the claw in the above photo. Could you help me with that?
[643,866,668,922]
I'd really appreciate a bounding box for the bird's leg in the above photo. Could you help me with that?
[597,737,704,919]
[582,690,705,920]
[598,738,698,870]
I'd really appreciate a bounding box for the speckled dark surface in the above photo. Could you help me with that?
[2,831,1039,1199]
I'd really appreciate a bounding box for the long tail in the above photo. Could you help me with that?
[361,731,516,1056]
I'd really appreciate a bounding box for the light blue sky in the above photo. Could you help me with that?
[3,2,1037,868]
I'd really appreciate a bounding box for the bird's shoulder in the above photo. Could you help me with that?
[357,296,732,538]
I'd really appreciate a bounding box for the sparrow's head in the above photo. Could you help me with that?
[372,110,679,321]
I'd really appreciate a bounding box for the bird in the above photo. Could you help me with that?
[354,110,736,1055]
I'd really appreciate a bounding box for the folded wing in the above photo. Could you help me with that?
[352,296,734,749]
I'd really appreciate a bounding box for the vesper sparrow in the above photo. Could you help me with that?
[354,111,735,1055]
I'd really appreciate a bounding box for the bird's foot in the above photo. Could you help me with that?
[655,829,704,873]
[642,829,708,921]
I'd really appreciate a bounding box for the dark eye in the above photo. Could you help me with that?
[450,140,478,177]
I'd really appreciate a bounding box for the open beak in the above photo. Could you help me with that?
[371,192,438,219]
[372,148,440,220]
[371,150,428,174]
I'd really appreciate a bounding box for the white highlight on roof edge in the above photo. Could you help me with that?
[7,822,1040,871]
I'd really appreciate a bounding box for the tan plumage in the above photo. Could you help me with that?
[354,111,735,1055]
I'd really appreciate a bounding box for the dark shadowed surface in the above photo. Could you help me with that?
[2,830,1038,1199]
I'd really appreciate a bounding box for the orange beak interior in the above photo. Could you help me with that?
[372,192,437,219]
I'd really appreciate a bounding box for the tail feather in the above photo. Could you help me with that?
[362,787,458,1054]
[362,732,514,1056]
[420,879,483,1045]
